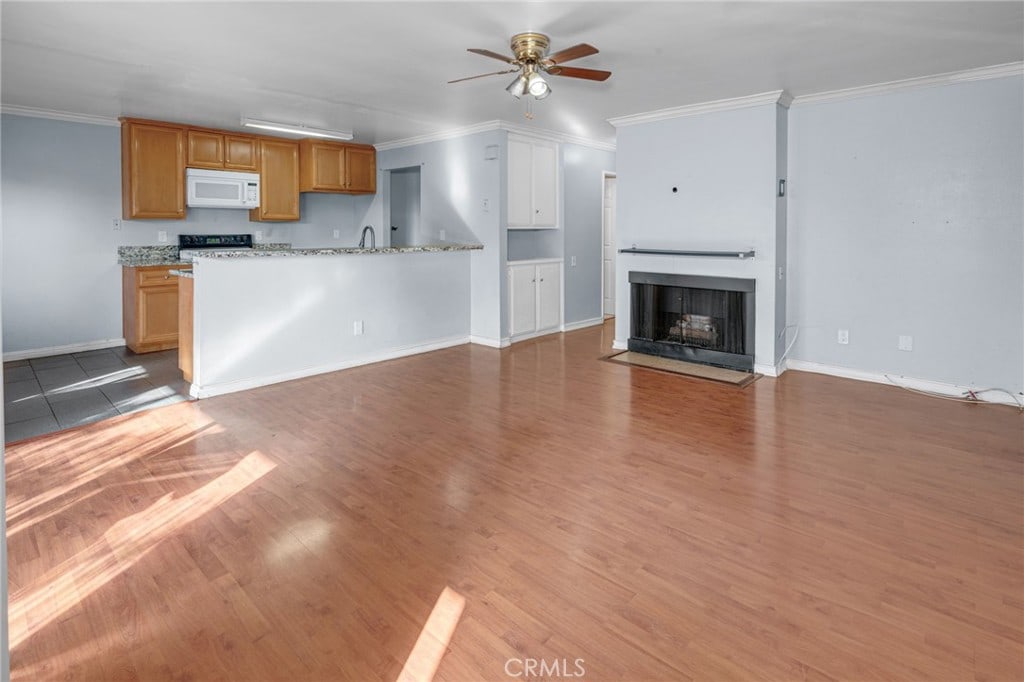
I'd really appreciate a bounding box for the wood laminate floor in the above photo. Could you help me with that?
[6,321,1023,681]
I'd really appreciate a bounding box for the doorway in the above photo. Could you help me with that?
[388,166,421,247]
[602,172,617,317]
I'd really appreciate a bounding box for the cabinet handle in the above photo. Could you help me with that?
[540,278,544,282]
[531,279,536,283]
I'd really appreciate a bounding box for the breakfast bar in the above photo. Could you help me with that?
[179,244,482,398]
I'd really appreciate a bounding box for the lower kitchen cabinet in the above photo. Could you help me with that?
[178,275,194,382]
[122,265,183,353]
[508,259,562,339]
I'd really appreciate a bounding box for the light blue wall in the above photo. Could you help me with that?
[377,131,506,343]
[788,76,1023,393]
[0,114,373,353]
[562,143,616,325]
[613,103,783,369]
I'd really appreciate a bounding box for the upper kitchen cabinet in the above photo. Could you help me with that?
[250,138,300,222]
[299,140,376,194]
[507,135,558,230]
[121,118,186,220]
[187,129,259,171]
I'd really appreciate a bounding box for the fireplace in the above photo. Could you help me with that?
[629,272,755,371]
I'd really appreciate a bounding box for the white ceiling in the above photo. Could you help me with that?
[2,2,1021,146]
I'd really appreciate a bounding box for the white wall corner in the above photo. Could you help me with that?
[469,335,511,349]
[562,317,606,333]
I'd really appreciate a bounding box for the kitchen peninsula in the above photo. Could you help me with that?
[179,244,482,398]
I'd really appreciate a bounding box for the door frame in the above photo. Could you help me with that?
[600,171,617,319]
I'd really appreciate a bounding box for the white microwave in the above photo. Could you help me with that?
[186,168,260,209]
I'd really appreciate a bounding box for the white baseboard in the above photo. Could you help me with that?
[561,317,605,333]
[508,327,562,344]
[755,362,782,378]
[3,338,126,361]
[785,359,1023,407]
[469,335,511,349]
[612,339,628,351]
[191,335,470,399]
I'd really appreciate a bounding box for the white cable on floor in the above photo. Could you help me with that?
[883,374,1024,411]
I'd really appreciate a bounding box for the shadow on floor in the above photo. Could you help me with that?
[4,347,190,443]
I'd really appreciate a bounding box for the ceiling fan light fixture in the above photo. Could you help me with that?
[505,74,528,98]
[526,71,550,98]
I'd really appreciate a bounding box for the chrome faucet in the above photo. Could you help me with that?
[358,225,376,249]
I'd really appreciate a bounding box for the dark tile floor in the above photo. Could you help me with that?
[3,347,190,443]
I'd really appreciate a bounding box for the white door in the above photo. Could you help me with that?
[531,142,557,227]
[507,139,532,227]
[602,174,617,316]
[536,262,561,331]
[509,265,537,336]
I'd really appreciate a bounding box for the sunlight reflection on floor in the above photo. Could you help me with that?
[397,586,466,682]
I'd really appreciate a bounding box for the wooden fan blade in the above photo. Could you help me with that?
[546,65,612,81]
[544,43,598,65]
[448,68,519,84]
[467,48,517,64]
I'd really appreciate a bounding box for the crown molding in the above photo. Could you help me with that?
[791,61,1024,106]
[375,119,615,153]
[608,90,790,128]
[0,104,120,127]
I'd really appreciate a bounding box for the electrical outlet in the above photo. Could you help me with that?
[570,256,577,267]
[898,335,913,351]
[837,329,849,345]
[157,230,167,243]
[254,230,263,242]
[439,229,446,241]
[333,229,340,239]
[353,320,364,336]
[112,218,121,231]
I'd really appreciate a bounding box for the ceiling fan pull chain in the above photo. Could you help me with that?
[525,98,534,120]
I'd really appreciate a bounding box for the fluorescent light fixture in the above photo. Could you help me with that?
[241,117,353,140]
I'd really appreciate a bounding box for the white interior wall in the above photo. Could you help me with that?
[787,75,1023,393]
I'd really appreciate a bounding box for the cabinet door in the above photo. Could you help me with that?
[187,130,224,169]
[224,135,259,171]
[507,138,533,227]
[531,142,557,227]
[122,121,185,219]
[252,139,300,221]
[345,146,376,193]
[509,265,537,336]
[536,262,561,331]
[139,285,179,347]
[311,143,345,190]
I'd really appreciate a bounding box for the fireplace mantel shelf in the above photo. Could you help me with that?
[618,248,756,259]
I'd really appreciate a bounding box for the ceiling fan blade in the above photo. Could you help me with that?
[544,43,598,65]
[448,68,519,84]
[545,65,612,82]
[467,48,517,64]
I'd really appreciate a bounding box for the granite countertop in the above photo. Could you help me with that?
[118,243,292,266]
[189,244,484,259]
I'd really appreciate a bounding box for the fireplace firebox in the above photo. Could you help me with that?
[629,272,755,372]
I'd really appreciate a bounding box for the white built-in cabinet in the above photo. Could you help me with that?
[508,259,563,339]
[507,135,558,229]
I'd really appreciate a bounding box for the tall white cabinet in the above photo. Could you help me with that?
[507,136,558,229]
[508,259,563,339]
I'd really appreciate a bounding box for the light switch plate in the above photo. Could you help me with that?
[254,230,263,242]
[333,229,340,239]
[837,329,849,345]
[898,335,913,351]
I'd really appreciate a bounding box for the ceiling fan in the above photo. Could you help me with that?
[449,32,612,100]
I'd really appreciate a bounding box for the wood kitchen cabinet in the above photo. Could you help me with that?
[178,275,194,382]
[507,135,558,229]
[187,129,259,171]
[250,138,300,221]
[121,119,186,220]
[299,139,376,194]
[122,265,184,353]
[508,260,562,339]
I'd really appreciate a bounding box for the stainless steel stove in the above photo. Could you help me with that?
[178,233,254,262]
